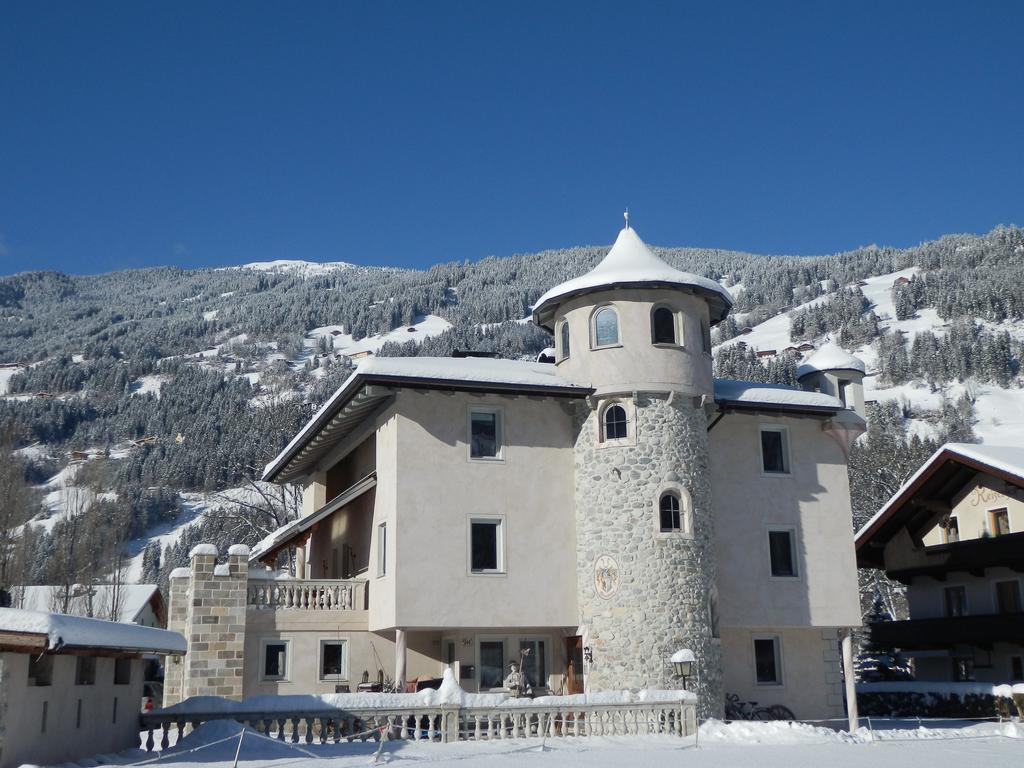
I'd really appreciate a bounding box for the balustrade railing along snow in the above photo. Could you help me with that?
[141,698,696,750]
[246,579,368,611]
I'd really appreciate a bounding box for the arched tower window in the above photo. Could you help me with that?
[603,404,627,440]
[592,306,619,348]
[659,492,681,531]
[560,320,571,360]
[651,306,676,345]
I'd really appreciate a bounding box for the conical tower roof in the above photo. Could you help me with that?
[796,342,866,379]
[532,224,733,330]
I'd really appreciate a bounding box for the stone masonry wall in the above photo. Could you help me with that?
[165,544,250,704]
[574,394,723,718]
[161,568,190,707]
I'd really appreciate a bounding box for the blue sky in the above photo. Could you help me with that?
[1,1,1022,275]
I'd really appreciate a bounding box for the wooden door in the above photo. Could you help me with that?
[565,636,584,694]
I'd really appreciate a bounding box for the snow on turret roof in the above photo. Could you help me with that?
[532,225,733,329]
[0,607,186,654]
[796,343,866,378]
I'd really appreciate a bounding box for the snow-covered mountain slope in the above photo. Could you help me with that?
[715,266,1024,445]
[3,225,1022,593]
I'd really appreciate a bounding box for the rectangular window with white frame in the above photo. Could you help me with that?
[469,516,505,574]
[261,639,290,682]
[319,639,348,681]
[753,635,783,685]
[468,407,504,461]
[377,522,387,577]
[759,426,790,475]
[767,528,798,578]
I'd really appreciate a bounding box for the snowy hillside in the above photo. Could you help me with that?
[2,226,1022,600]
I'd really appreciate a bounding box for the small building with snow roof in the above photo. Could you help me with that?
[168,218,866,723]
[0,607,185,768]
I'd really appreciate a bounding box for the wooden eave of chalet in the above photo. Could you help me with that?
[262,371,592,484]
[869,613,1024,650]
[856,447,1024,570]
[249,472,378,566]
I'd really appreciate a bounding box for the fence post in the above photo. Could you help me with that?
[441,706,461,743]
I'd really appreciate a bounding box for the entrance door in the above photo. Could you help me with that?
[565,636,584,694]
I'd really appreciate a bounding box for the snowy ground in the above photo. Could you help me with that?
[37,719,1022,768]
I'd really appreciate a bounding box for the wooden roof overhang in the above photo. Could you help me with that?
[263,373,592,484]
[856,448,1024,570]
[869,613,1024,651]
[0,630,164,657]
[250,472,378,565]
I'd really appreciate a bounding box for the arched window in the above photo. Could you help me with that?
[603,404,627,440]
[593,307,619,347]
[652,307,676,345]
[659,493,681,532]
[560,321,571,360]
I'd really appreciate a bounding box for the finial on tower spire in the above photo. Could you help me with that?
[624,208,630,229]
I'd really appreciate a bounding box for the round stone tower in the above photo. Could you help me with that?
[533,218,732,716]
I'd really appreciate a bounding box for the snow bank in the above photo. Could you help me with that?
[0,607,186,653]
[700,719,845,745]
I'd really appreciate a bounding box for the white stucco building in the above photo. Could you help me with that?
[166,221,865,720]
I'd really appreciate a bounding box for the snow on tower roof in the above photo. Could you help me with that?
[532,225,733,330]
[796,343,866,379]
[0,607,186,654]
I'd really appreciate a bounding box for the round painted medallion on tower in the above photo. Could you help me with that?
[594,554,620,599]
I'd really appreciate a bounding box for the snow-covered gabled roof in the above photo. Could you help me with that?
[18,584,163,625]
[796,343,866,379]
[713,379,844,413]
[855,442,1024,567]
[0,607,186,655]
[263,356,592,483]
[532,226,733,330]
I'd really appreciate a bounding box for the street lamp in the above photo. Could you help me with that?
[671,648,695,689]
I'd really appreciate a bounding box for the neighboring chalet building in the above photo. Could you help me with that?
[856,443,1024,683]
[17,584,166,628]
[0,607,184,768]
[166,221,866,720]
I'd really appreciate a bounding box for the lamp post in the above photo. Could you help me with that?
[670,648,695,690]
[671,648,700,744]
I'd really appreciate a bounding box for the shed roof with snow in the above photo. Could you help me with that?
[0,607,186,655]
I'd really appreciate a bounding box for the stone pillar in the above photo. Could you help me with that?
[296,541,307,579]
[573,394,723,718]
[302,472,327,517]
[842,631,859,732]
[180,544,250,701]
[162,567,191,707]
[395,628,407,691]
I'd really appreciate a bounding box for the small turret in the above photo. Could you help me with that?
[797,343,866,418]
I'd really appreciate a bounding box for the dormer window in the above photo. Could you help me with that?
[603,404,628,440]
[560,320,571,360]
[652,306,676,345]
[593,306,619,348]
